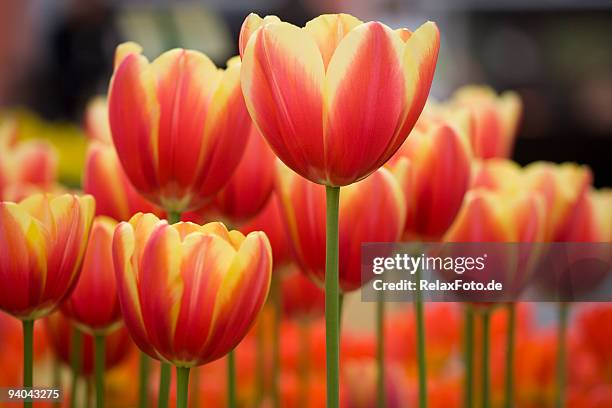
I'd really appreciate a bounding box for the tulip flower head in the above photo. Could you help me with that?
[387,115,472,240]
[0,193,95,320]
[275,161,406,291]
[112,213,272,366]
[240,13,440,186]
[109,43,251,212]
[62,216,122,333]
[84,96,113,144]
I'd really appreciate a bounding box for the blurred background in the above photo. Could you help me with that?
[0,0,610,186]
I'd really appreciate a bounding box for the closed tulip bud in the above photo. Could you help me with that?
[84,96,112,144]
[523,162,592,241]
[61,217,121,333]
[471,158,524,193]
[45,312,132,376]
[215,125,276,222]
[112,213,272,366]
[449,85,522,159]
[387,116,472,240]
[109,43,251,212]
[84,141,163,221]
[240,13,440,186]
[0,193,95,319]
[276,161,406,291]
[561,188,611,242]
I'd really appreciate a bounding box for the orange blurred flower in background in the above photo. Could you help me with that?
[108,43,251,213]
[61,216,122,333]
[0,193,94,320]
[275,162,406,291]
[0,119,58,201]
[240,13,440,186]
[387,115,472,241]
[112,213,272,366]
[281,266,325,320]
[446,85,522,159]
[215,125,275,222]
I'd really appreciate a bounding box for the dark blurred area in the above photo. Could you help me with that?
[0,0,610,186]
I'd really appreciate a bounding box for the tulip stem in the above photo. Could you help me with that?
[555,302,569,408]
[176,367,190,408]
[463,307,474,408]
[228,350,236,408]
[138,353,150,408]
[94,334,105,408]
[158,363,171,408]
[482,309,491,408]
[504,304,516,408]
[325,186,341,408]
[52,354,61,408]
[22,319,34,408]
[415,267,427,408]
[271,275,281,408]
[376,291,386,408]
[168,211,181,225]
[70,327,83,408]
[255,318,266,405]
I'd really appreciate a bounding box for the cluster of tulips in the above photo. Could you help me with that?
[0,11,610,408]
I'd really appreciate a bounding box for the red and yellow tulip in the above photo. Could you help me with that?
[61,216,122,333]
[447,85,522,159]
[84,140,163,221]
[215,125,276,222]
[281,265,325,320]
[112,213,272,366]
[84,96,113,144]
[240,13,440,186]
[108,43,251,212]
[387,115,472,240]
[0,193,94,320]
[275,162,406,291]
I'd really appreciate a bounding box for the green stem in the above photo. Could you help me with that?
[555,303,569,408]
[158,363,171,408]
[482,310,491,408]
[22,319,34,408]
[463,307,474,408]
[325,185,340,408]
[167,211,181,224]
[271,275,281,408]
[376,291,386,408]
[228,350,236,408]
[70,327,83,408]
[94,334,105,408]
[176,367,190,408]
[138,353,150,408]
[504,304,516,408]
[415,267,427,408]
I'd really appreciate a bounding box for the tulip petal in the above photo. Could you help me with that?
[304,13,363,68]
[239,14,281,58]
[241,22,326,183]
[324,21,407,185]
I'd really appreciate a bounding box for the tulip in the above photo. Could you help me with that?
[471,158,523,192]
[62,216,121,333]
[0,193,94,405]
[84,141,164,221]
[240,13,439,187]
[112,213,272,407]
[282,266,325,321]
[563,188,611,242]
[84,96,113,144]
[108,43,251,214]
[215,125,276,222]
[275,160,406,291]
[444,188,545,408]
[448,85,522,159]
[387,115,472,241]
[0,119,58,201]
